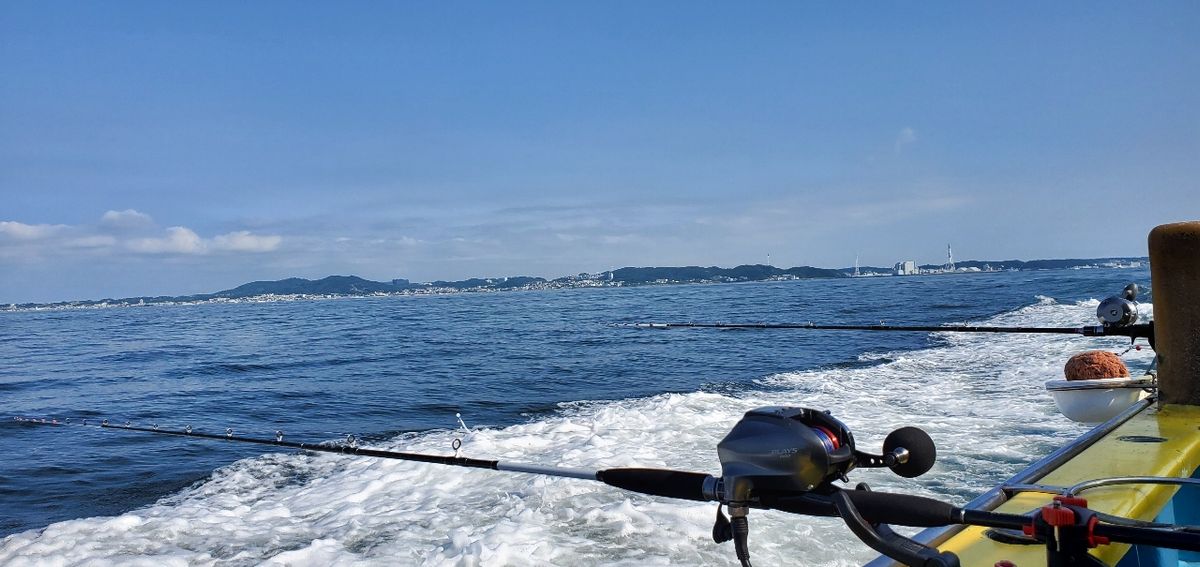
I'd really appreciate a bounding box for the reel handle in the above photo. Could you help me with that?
[831,488,961,567]
[853,426,937,478]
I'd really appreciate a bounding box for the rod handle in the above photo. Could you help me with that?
[597,468,713,501]
[762,490,961,527]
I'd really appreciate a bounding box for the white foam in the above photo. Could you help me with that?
[0,300,1156,566]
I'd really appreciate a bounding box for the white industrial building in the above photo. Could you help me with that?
[893,260,918,275]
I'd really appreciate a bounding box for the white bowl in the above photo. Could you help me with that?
[1045,377,1153,423]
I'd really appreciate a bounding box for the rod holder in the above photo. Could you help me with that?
[1148,221,1200,406]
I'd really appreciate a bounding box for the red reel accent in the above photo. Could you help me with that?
[811,425,841,450]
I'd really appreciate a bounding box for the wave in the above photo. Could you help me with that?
[0,298,1156,566]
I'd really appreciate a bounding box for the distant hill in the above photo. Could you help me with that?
[215,275,400,297]
[3,256,1149,310]
[426,276,548,290]
[198,265,846,299]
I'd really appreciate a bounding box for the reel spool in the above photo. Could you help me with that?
[1097,283,1139,327]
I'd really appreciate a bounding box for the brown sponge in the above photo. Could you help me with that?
[1064,350,1130,380]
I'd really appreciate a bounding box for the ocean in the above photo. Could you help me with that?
[0,268,1154,566]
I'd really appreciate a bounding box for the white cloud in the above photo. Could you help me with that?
[894,127,918,153]
[121,226,282,255]
[100,209,154,229]
[0,221,65,240]
[211,231,282,252]
[5,218,285,258]
[128,227,205,254]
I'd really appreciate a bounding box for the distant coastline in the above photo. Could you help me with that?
[2,256,1147,312]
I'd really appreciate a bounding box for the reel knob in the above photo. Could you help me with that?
[1123,283,1139,301]
[882,427,936,478]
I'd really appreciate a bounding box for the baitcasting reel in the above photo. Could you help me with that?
[711,407,939,566]
[716,407,936,500]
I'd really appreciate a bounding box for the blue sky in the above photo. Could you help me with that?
[2,2,1197,303]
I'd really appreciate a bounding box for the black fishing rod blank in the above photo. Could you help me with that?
[10,417,712,501]
[622,321,1155,346]
[621,284,1156,343]
[627,321,1114,335]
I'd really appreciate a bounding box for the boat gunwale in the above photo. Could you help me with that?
[863,396,1154,567]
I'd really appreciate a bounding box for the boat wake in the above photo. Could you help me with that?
[0,298,1156,566]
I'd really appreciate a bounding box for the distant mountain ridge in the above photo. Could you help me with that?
[218,276,397,297]
[210,264,847,298]
[3,256,1148,310]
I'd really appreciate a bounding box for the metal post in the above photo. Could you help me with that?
[1148,221,1200,406]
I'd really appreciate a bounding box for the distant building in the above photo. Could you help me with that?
[392,278,410,286]
[893,260,918,276]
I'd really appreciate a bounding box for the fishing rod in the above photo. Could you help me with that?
[12,417,605,483]
[622,321,1151,338]
[622,284,1155,344]
[16,406,1199,567]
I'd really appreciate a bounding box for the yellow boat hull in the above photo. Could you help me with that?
[936,403,1200,566]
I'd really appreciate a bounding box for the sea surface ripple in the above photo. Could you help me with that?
[0,268,1154,565]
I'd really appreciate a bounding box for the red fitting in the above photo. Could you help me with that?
[1086,516,1110,547]
[1053,495,1088,507]
[1041,504,1076,527]
[995,561,1017,567]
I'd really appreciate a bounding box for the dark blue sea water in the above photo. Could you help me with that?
[0,268,1151,559]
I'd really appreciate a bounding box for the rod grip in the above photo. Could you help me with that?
[597,468,712,502]
[763,490,960,527]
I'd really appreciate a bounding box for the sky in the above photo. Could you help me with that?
[2,2,1197,303]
